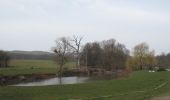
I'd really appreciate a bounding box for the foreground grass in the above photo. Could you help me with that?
[0,60,75,75]
[1,71,170,100]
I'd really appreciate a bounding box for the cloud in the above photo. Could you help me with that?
[0,0,170,53]
[90,0,169,22]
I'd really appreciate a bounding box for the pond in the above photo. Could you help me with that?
[14,76,89,86]
[13,76,114,86]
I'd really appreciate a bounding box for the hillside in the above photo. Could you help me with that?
[8,50,55,60]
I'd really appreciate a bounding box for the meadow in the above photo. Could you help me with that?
[0,71,170,100]
[0,60,170,100]
[0,60,75,75]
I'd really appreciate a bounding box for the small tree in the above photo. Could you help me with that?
[53,37,70,77]
[0,50,10,68]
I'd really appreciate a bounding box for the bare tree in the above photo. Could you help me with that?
[80,39,129,70]
[69,35,83,69]
[81,42,102,68]
[53,37,70,77]
[102,39,129,70]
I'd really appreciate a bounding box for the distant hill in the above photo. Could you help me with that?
[8,50,55,60]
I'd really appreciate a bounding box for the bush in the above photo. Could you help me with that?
[157,68,166,72]
[62,68,80,76]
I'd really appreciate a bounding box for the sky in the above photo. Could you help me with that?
[0,0,170,55]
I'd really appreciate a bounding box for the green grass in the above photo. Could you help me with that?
[1,71,170,100]
[1,60,170,100]
[0,60,75,75]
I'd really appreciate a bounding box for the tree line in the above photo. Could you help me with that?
[8,51,55,60]
[0,36,170,72]
[53,36,167,76]
[157,53,170,68]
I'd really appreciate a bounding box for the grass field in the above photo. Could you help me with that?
[0,71,170,100]
[0,60,75,75]
[1,60,170,100]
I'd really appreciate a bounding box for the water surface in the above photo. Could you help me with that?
[14,76,90,86]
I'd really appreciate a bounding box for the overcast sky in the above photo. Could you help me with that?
[0,0,170,54]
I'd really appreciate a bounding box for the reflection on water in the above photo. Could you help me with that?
[14,75,115,86]
[14,77,90,86]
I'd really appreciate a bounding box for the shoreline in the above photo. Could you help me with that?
[0,73,56,85]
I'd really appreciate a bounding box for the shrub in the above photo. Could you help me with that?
[157,68,166,72]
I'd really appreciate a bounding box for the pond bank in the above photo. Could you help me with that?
[0,69,130,86]
[0,70,89,85]
[0,73,56,85]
